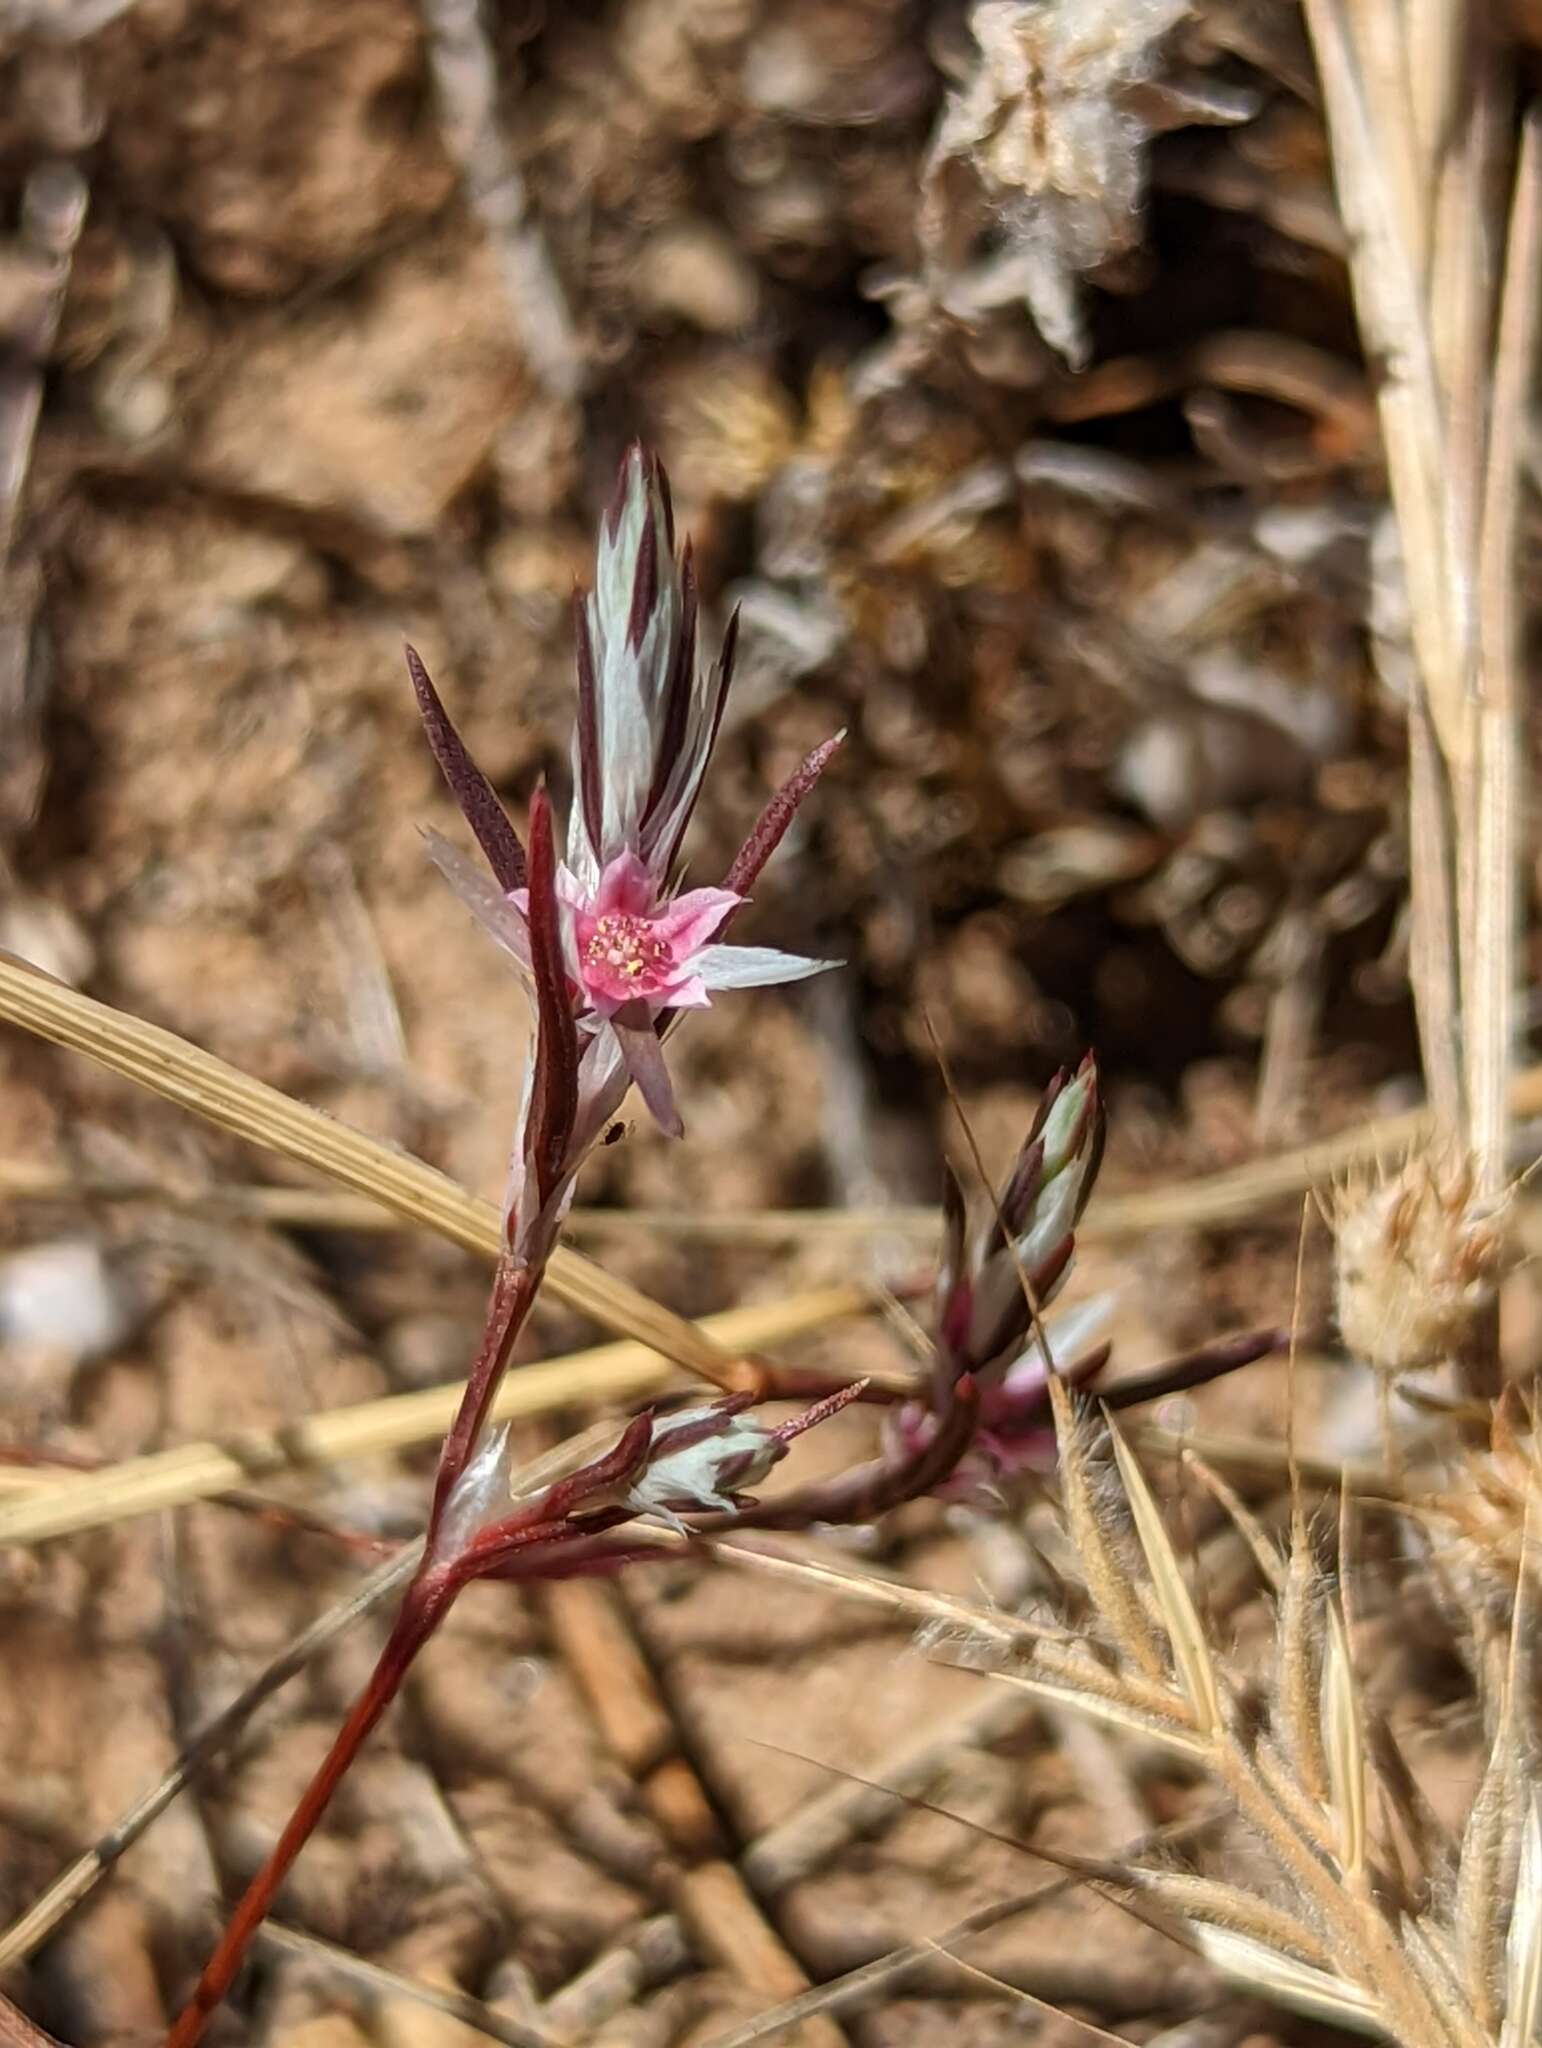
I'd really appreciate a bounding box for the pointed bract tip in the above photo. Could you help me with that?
[723,728,843,898]
[405,643,527,894]
[605,441,674,549]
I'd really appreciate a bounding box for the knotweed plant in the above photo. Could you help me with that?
[166,450,852,2041]
[167,448,1278,2041]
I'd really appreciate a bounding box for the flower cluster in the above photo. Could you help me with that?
[410,448,838,1219]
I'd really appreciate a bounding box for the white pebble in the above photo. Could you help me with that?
[0,1239,127,1363]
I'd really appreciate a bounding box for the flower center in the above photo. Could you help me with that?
[584,912,671,985]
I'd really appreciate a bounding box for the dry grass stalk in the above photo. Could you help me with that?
[0,950,748,1391]
[603,1064,1542,1246]
[1130,1419,1389,1495]
[10,1062,1542,1262]
[1302,6,1539,1402]
[0,1283,872,1546]
[1471,109,1542,1204]
[574,1467,1542,2046]
[255,1919,559,2048]
[1278,1522,1330,1806]
[1500,1801,1542,2048]
[1046,1375,1167,1688]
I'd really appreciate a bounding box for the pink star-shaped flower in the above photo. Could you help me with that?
[561,850,738,1015]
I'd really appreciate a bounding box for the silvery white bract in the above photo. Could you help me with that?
[569,447,723,891]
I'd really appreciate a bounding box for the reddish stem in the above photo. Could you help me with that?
[170,1233,553,2043]
[166,1568,457,2047]
[427,1253,539,1538]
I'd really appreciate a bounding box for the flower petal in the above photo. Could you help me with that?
[656,973,710,1009]
[611,1019,683,1137]
[595,847,657,917]
[691,943,837,990]
[652,885,739,957]
[555,862,591,909]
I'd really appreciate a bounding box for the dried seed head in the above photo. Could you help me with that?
[1330,1151,1508,1378]
[920,0,1202,365]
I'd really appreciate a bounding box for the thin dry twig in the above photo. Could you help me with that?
[256,1919,560,2048]
[0,1545,421,1970]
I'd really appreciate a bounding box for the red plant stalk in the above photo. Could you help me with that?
[167,1234,557,2043]
[426,1251,541,1536]
[165,1566,457,2047]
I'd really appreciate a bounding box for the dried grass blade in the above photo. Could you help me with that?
[0,1285,867,1546]
[1456,1735,1517,2027]
[1190,1925,1384,2037]
[1131,1422,1390,1496]
[1183,1453,1285,1594]
[991,1672,1208,1762]
[1046,1376,1167,1687]
[1457,1487,1533,2025]
[1108,1419,1222,1734]
[1471,107,1542,1201]
[1302,0,1455,737]
[1279,1530,1329,1804]
[1322,1601,1368,1880]
[0,951,744,1389]
[1133,1872,1330,1968]
[1402,1916,1493,2048]
[28,1062,1533,1255]
[1501,1800,1542,2048]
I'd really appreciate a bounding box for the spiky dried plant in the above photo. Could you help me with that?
[1412,1388,1542,1611]
[1331,1152,1510,1384]
[956,1381,1542,2048]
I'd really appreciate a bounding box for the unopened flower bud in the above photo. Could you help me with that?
[959,1056,1104,1375]
[625,1383,866,1526]
[626,1403,785,1520]
[1034,1058,1100,1197]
